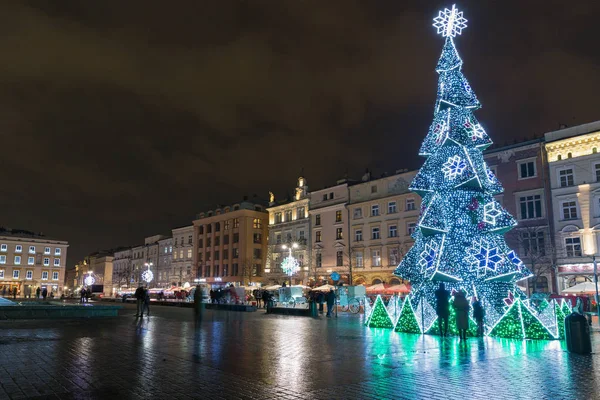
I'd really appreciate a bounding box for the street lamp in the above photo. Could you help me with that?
[281,243,299,286]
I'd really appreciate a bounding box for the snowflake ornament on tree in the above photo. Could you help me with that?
[433,120,449,144]
[433,4,468,38]
[418,241,439,276]
[465,119,486,140]
[466,239,503,276]
[483,202,502,225]
[141,269,154,283]
[442,155,467,180]
[281,256,300,276]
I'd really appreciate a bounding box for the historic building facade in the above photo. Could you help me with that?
[192,199,269,287]
[348,170,419,286]
[484,139,555,294]
[264,177,310,285]
[157,237,173,287]
[171,226,194,286]
[545,121,600,291]
[0,228,68,297]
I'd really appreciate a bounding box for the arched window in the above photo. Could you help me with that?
[557,154,562,161]
[593,147,598,154]
[534,276,549,293]
[372,278,382,284]
[567,152,572,159]
[389,278,401,285]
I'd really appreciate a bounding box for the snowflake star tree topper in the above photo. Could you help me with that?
[141,269,154,283]
[433,4,468,38]
[281,256,300,276]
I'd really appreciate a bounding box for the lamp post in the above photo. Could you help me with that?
[593,255,600,326]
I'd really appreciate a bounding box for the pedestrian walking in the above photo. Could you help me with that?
[453,290,470,341]
[434,283,451,336]
[142,288,150,317]
[317,291,325,314]
[472,297,485,337]
[36,287,41,299]
[194,285,203,319]
[80,288,86,303]
[42,288,48,300]
[134,286,145,317]
[326,288,336,317]
[12,287,17,299]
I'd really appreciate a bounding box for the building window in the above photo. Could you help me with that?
[223,220,230,230]
[233,233,239,243]
[214,250,220,261]
[28,257,34,265]
[253,233,262,244]
[206,237,212,247]
[389,225,398,238]
[372,227,380,240]
[562,201,578,220]
[234,218,240,228]
[336,228,343,240]
[14,256,21,265]
[29,246,35,254]
[214,265,220,277]
[371,204,380,216]
[371,185,377,193]
[0,269,3,279]
[372,250,381,267]
[354,208,362,219]
[223,235,229,245]
[329,192,334,200]
[0,244,6,252]
[13,270,19,279]
[55,248,61,256]
[222,265,228,276]
[52,271,59,280]
[199,226,204,235]
[336,251,343,266]
[253,218,262,229]
[26,270,33,280]
[43,258,50,266]
[316,253,322,268]
[519,195,542,220]
[559,168,574,187]
[335,210,343,222]
[521,231,545,256]
[15,245,22,253]
[389,248,400,265]
[187,249,192,258]
[355,230,363,242]
[322,194,328,201]
[214,223,220,233]
[274,212,282,224]
[275,234,282,244]
[315,214,321,226]
[297,207,305,219]
[407,222,417,236]
[388,201,397,214]
[180,250,184,259]
[565,237,582,257]
[0,255,5,264]
[355,252,364,268]
[54,258,60,266]
[518,160,536,179]
[42,271,48,280]
[215,236,220,246]
[315,231,322,242]
[284,210,292,222]
[298,230,305,240]
[406,198,416,211]
[596,164,600,182]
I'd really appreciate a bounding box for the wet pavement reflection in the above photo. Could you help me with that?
[0,304,599,399]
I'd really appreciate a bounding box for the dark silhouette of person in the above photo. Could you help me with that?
[42,288,48,300]
[36,287,41,299]
[434,283,451,336]
[194,285,203,319]
[472,297,485,337]
[453,290,470,341]
[326,288,336,317]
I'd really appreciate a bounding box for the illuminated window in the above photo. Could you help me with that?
[565,237,582,257]
[224,220,230,230]
[29,246,35,254]
[28,257,34,265]
[187,249,192,258]
[355,252,364,268]
[42,271,48,280]
[234,218,240,228]
[336,228,343,240]
[315,231,322,243]
[372,250,381,267]
[14,256,21,265]
[335,210,342,222]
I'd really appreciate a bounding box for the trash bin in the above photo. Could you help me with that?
[565,312,592,354]
[310,301,318,317]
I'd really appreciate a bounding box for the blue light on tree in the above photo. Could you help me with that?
[392,4,536,337]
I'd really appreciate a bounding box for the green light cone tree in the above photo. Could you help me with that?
[395,297,422,333]
[393,5,532,336]
[366,295,395,329]
[489,299,554,340]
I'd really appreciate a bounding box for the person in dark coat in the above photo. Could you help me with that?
[36,287,41,299]
[453,290,470,340]
[317,291,325,314]
[141,288,150,317]
[326,288,336,317]
[134,286,145,317]
[472,297,485,337]
[12,287,17,299]
[42,288,48,300]
[80,288,86,303]
[262,290,270,309]
[194,285,203,319]
[434,283,451,336]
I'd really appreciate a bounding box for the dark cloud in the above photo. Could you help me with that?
[0,0,598,265]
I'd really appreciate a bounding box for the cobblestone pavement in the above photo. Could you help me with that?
[0,303,599,399]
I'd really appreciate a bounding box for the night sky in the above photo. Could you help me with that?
[1,1,598,267]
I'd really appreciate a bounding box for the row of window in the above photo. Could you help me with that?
[198,263,259,278]
[314,223,416,243]
[173,249,193,260]
[0,269,59,280]
[0,245,61,255]
[174,236,193,246]
[274,207,306,224]
[198,233,242,248]
[313,248,399,268]
[275,231,305,244]
[198,248,262,262]
[0,255,60,266]
[198,218,262,234]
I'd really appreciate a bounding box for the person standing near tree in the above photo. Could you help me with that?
[472,297,485,337]
[134,285,145,317]
[434,283,450,336]
[453,290,470,341]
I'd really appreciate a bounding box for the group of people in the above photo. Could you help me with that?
[134,286,151,317]
[35,287,53,300]
[309,288,336,317]
[434,283,485,340]
[1,287,18,299]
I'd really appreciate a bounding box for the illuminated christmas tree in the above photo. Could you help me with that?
[366,295,395,329]
[393,5,533,336]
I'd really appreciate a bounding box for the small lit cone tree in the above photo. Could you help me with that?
[489,298,554,340]
[393,5,533,336]
[394,296,422,334]
[366,295,395,329]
